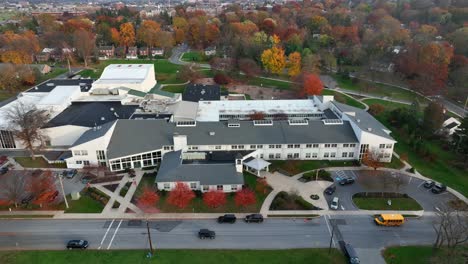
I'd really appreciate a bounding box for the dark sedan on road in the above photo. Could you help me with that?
[66,240,88,249]
[431,183,447,194]
[324,185,336,195]
[218,214,236,224]
[245,214,264,223]
[339,177,355,186]
[198,229,216,239]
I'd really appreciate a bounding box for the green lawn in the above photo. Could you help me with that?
[353,196,422,211]
[362,99,411,111]
[269,160,359,176]
[0,249,346,264]
[161,84,187,93]
[14,157,67,169]
[157,173,271,213]
[64,195,105,214]
[383,246,467,264]
[246,77,292,90]
[322,90,366,109]
[182,51,208,62]
[381,156,405,170]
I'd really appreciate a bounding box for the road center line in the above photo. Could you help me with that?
[107,219,123,250]
[98,219,115,250]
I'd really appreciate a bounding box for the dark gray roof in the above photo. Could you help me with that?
[156,151,244,185]
[27,79,94,93]
[107,119,359,159]
[72,121,116,147]
[182,84,220,102]
[45,102,138,128]
[333,102,395,141]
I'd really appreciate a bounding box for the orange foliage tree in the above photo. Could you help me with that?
[137,20,161,48]
[202,190,226,208]
[298,73,323,97]
[27,170,57,207]
[361,150,382,170]
[261,45,286,75]
[136,187,160,213]
[288,52,302,77]
[234,188,256,207]
[119,22,136,49]
[110,27,120,46]
[167,182,196,209]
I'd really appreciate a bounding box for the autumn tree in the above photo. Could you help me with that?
[287,52,302,77]
[178,65,203,82]
[432,205,468,259]
[155,31,175,50]
[261,45,286,75]
[0,30,40,64]
[3,102,50,159]
[167,182,195,209]
[110,27,120,46]
[234,188,256,207]
[137,20,161,48]
[297,73,323,97]
[213,73,231,85]
[422,101,445,135]
[248,111,266,120]
[136,187,160,213]
[28,170,57,207]
[0,172,27,208]
[238,58,261,77]
[368,104,385,116]
[361,149,383,170]
[119,22,136,50]
[73,29,95,68]
[202,190,226,208]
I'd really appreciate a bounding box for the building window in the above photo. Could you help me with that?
[143,159,152,166]
[313,144,319,148]
[287,153,293,159]
[73,150,81,156]
[189,146,198,150]
[293,153,299,159]
[349,152,354,158]
[331,144,337,148]
[76,160,82,164]
[231,145,238,149]
[324,153,329,158]
[350,144,356,148]
[231,185,238,191]
[305,153,311,158]
[111,163,121,171]
[386,144,392,149]
[330,152,336,158]
[275,153,281,159]
[190,183,197,189]
[164,183,170,190]
[343,144,349,148]
[287,144,293,149]
[276,144,282,148]
[379,144,386,149]
[306,144,312,148]
[342,152,348,158]
[269,154,274,159]
[325,144,331,148]
[215,145,221,150]
[256,145,263,149]
[163,146,173,150]
[269,145,275,149]
[83,160,90,166]
[312,153,318,158]
[250,145,257,149]
[203,185,209,191]
[384,153,391,158]
[294,144,300,148]
[217,185,223,191]
[238,145,245,149]
[81,150,88,155]
[142,153,152,159]
[132,155,141,161]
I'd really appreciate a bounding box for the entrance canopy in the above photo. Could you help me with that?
[244,158,271,171]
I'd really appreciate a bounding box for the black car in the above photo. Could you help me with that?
[245,214,264,223]
[198,229,216,239]
[218,214,236,224]
[63,169,78,179]
[423,180,435,189]
[0,167,8,175]
[324,185,336,195]
[339,240,360,264]
[431,183,447,194]
[66,240,89,249]
[339,177,355,186]
[21,194,35,205]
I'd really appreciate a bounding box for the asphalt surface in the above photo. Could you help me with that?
[324,170,457,212]
[0,216,435,252]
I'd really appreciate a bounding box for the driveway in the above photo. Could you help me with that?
[324,170,459,212]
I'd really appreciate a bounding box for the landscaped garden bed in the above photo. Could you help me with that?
[119,182,133,197]
[352,192,422,211]
[270,191,320,211]
[64,187,109,213]
[300,170,333,182]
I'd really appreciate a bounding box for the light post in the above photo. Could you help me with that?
[146,219,154,257]
[58,173,69,209]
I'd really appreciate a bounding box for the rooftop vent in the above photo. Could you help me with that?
[288,119,309,126]
[367,128,372,131]
[322,119,343,125]
[101,117,105,121]
[253,119,273,126]
[46,83,54,86]
[357,119,360,123]
[176,120,196,127]
[209,131,215,136]
[110,107,115,111]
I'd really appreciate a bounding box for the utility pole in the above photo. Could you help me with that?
[58,173,69,209]
[146,220,154,256]
[328,219,335,254]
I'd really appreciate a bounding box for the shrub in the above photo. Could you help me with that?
[112,201,120,209]
[369,104,385,116]
[213,73,231,85]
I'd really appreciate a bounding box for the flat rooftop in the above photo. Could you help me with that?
[27,79,94,93]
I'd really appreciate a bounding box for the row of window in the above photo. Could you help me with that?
[230,143,357,150]
[379,144,393,149]
[76,160,90,165]
[73,150,88,156]
[162,183,239,192]
[265,152,356,160]
[219,113,323,120]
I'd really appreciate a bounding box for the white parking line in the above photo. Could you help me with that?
[107,219,123,250]
[417,182,425,188]
[98,219,115,250]
[341,205,345,210]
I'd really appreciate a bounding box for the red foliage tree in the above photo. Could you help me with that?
[167,182,196,209]
[298,73,323,97]
[136,187,160,213]
[234,188,256,207]
[238,58,261,77]
[213,73,231,85]
[202,190,226,208]
[28,170,57,207]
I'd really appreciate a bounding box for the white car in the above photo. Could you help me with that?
[330,197,339,210]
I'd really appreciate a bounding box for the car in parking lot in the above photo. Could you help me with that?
[66,240,88,249]
[431,183,447,194]
[339,241,360,264]
[218,214,236,224]
[63,169,78,179]
[0,167,8,175]
[423,180,435,189]
[245,214,263,223]
[339,177,355,185]
[324,185,336,195]
[330,197,339,210]
[198,229,216,239]
[21,194,35,205]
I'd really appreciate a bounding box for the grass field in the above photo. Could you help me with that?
[14,157,67,169]
[161,84,187,93]
[353,196,422,211]
[322,90,366,109]
[0,249,346,264]
[383,246,467,264]
[362,99,411,111]
[181,51,208,62]
[64,195,105,214]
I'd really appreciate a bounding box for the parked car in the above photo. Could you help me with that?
[330,197,339,210]
[218,214,236,224]
[339,177,355,186]
[21,194,35,205]
[245,214,264,223]
[66,240,88,249]
[63,169,78,179]
[0,167,8,175]
[423,180,435,189]
[324,185,336,195]
[431,183,447,194]
[339,241,360,264]
[198,229,216,239]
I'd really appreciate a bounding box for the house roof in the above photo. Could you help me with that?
[155,150,244,185]
[244,158,271,170]
[72,120,116,147]
[26,79,94,93]
[44,102,138,128]
[182,84,220,102]
[106,119,359,160]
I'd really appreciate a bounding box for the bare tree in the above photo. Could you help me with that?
[4,102,50,160]
[73,29,96,68]
[0,172,27,208]
[432,205,468,258]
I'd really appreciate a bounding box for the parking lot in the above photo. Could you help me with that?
[323,170,459,212]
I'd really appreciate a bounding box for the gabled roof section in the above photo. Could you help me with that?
[72,120,116,147]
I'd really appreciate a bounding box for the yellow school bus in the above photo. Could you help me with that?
[374,214,405,226]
